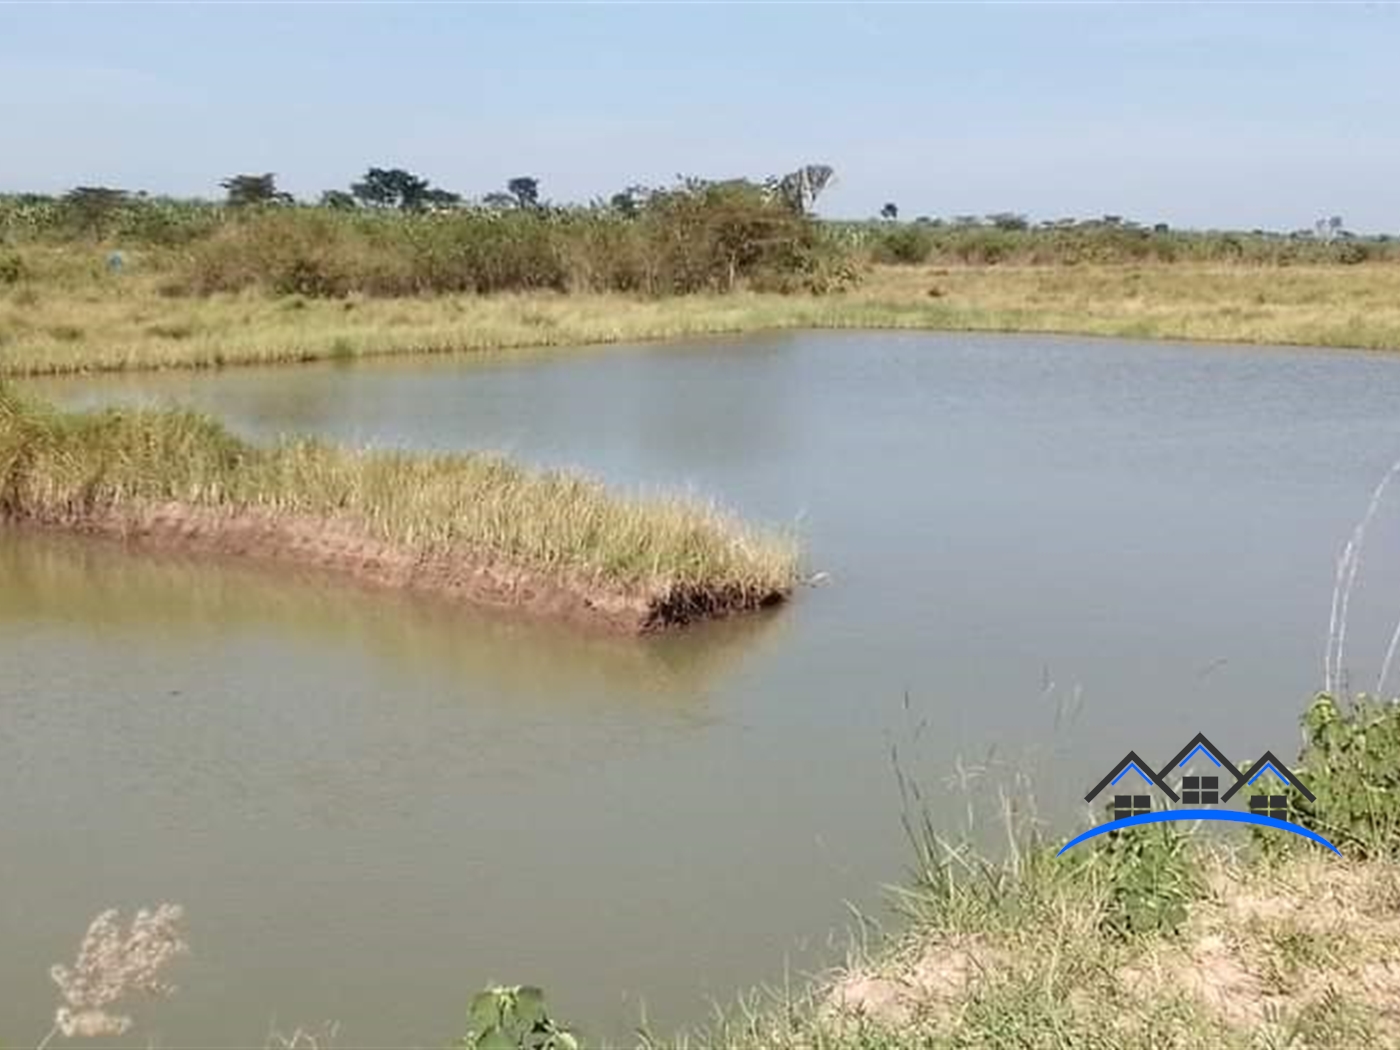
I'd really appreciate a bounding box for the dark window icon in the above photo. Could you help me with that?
[1182,775,1219,805]
[1113,795,1152,820]
[1249,795,1290,821]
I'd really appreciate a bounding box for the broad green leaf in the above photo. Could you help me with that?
[470,991,501,1031]
[513,986,546,1028]
[475,1028,516,1050]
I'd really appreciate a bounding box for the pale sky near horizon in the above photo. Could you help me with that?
[1,2,1396,232]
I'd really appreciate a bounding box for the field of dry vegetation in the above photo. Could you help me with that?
[5,258,1400,378]
[4,186,1400,377]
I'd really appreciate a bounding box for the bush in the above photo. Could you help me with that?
[873,226,932,265]
[174,179,851,299]
[458,986,578,1050]
[0,252,25,285]
[1290,693,1400,858]
[1335,241,1371,265]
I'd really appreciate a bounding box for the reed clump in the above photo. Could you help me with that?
[0,385,799,629]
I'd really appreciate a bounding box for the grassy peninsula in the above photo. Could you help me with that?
[0,385,798,630]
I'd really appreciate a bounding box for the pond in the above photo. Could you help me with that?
[5,330,1400,1045]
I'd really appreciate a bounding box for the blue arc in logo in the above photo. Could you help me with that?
[1057,809,1341,856]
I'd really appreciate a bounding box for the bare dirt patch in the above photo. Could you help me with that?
[825,935,999,1030]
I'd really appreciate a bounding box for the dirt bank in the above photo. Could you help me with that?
[4,502,788,633]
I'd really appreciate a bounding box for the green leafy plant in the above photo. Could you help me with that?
[1092,817,1202,937]
[458,985,579,1050]
[1290,692,1400,858]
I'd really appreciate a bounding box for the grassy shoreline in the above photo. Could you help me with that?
[0,386,798,631]
[5,264,1400,378]
[689,693,1400,1049]
[26,695,1400,1048]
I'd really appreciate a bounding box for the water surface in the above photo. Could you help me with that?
[6,331,1400,1045]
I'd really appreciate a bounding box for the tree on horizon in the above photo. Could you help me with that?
[220,173,292,207]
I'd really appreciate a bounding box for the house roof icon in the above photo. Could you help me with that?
[1085,750,1180,804]
[1156,732,1243,784]
[1084,734,1317,809]
[1221,751,1317,804]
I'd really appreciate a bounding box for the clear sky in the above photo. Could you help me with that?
[2,2,1396,231]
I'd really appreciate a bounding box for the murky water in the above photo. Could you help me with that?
[6,331,1400,1045]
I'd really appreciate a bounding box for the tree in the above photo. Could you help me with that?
[422,187,463,210]
[1314,216,1345,243]
[987,212,1028,231]
[770,163,835,215]
[350,167,433,211]
[63,186,129,239]
[880,202,899,221]
[507,176,540,210]
[481,191,516,210]
[609,191,639,218]
[319,189,358,210]
[220,173,291,207]
[609,184,649,219]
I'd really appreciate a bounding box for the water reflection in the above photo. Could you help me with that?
[0,528,789,716]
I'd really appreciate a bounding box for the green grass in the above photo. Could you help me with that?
[0,384,799,619]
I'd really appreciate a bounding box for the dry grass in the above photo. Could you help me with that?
[0,386,799,627]
[707,848,1400,1050]
[4,258,1400,377]
[43,904,188,1043]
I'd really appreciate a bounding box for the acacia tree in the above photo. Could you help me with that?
[880,202,898,221]
[63,186,130,238]
[350,167,437,211]
[220,173,292,207]
[422,187,463,210]
[319,189,357,210]
[987,212,1028,231]
[507,176,540,209]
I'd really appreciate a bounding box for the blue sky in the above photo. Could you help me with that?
[2,2,1396,231]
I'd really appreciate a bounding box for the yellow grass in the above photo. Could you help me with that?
[4,259,1400,377]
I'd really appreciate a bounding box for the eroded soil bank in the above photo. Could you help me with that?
[3,503,788,633]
